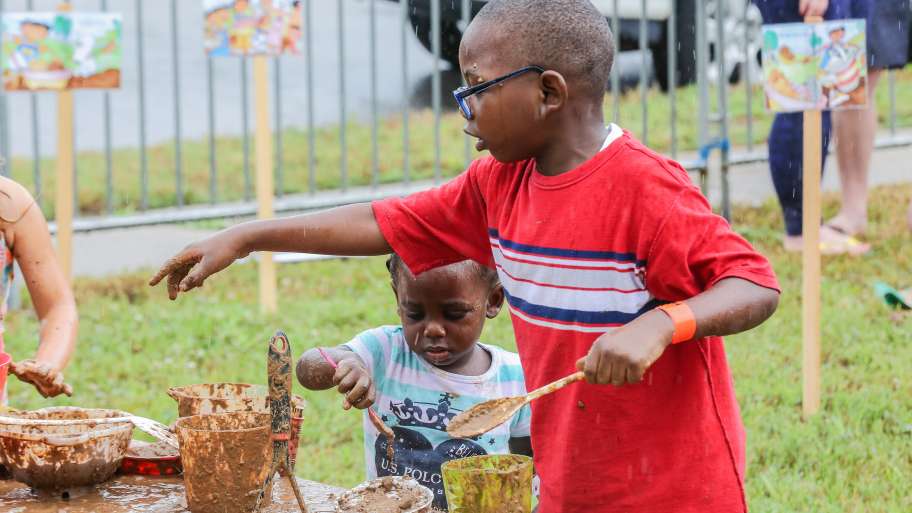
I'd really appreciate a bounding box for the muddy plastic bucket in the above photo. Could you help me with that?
[441,454,534,513]
[0,352,10,403]
[167,383,305,470]
[175,412,272,513]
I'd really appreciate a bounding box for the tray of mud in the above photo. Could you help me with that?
[0,407,132,491]
[119,439,182,476]
[335,475,434,513]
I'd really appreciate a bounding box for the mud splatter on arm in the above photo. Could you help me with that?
[295,346,360,390]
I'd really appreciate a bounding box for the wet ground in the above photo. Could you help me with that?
[0,474,343,513]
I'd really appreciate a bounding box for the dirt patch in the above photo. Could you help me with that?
[446,397,526,438]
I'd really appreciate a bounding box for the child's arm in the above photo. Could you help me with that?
[576,277,779,386]
[296,346,376,410]
[150,203,390,299]
[3,179,77,397]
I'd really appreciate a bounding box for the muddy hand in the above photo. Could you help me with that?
[333,359,376,410]
[10,359,73,398]
[148,231,247,299]
[576,310,674,386]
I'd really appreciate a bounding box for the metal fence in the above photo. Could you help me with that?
[0,0,909,232]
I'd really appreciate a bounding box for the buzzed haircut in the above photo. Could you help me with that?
[473,0,614,103]
[386,254,499,291]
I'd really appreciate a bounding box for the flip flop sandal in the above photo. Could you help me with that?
[874,282,912,310]
[819,234,871,256]
[823,221,865,238]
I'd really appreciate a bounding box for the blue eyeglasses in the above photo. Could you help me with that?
[452,65,545,119]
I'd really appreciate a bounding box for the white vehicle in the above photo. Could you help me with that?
[385,0,764,90]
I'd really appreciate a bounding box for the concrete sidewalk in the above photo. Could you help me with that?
[59,140,912,278]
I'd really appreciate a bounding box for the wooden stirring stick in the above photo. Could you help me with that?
[447,371,586,439]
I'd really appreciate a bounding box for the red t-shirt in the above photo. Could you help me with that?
[372,126,779,513]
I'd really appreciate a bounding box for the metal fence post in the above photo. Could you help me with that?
[431,0,442,183]
[338,0,348,192]
[136,0,148,211]
[171,0,183,207]
[305,0,316,193]
[400,0,410,185]
[207,55,218,204]
[102,0,113,214]
[695,0,710,193]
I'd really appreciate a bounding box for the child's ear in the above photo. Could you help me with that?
[539,70,568,116]
[485,284,506,319]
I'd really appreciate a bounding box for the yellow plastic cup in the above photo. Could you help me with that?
[441,454,533,513]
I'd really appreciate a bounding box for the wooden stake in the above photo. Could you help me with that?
[253,55,277,313]
[55,90,74,281]
[801,16,824,418]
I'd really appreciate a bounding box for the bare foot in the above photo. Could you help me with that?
[824,212,867,237]
[783,234,803,252]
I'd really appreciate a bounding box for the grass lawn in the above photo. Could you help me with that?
[7,67,912,218]
[5,184,912,512]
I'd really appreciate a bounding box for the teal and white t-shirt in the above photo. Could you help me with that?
[343,325,531,510]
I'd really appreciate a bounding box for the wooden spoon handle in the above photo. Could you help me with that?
[526,371,586,401]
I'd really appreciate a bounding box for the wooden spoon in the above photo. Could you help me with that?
[447,371,586,438]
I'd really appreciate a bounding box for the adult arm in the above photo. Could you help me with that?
[799,0,828,17]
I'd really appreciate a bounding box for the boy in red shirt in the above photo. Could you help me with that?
[151,1,780,511]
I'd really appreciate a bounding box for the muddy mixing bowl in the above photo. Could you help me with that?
[168,382,306,469]
[175,411,272,513]
[0,408,133,491]
[336,475,434,513]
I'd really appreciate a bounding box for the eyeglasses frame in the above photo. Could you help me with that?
[452,65,545,119]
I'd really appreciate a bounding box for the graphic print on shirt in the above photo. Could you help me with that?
[375,393,489,510]
[488,228,657,333]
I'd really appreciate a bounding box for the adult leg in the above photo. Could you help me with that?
[768,111,836,251]
[829,70,882,235]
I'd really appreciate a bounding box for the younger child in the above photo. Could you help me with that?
[295,255,532,511]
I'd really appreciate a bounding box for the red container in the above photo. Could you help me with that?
[118,439,182,476]
[0,352,11,404]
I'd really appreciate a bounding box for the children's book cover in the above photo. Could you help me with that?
[761,19,867,112]
[2,12,122,91]
[204,0,302,56]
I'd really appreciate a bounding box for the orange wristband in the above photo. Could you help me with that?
[657,301,696,344]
